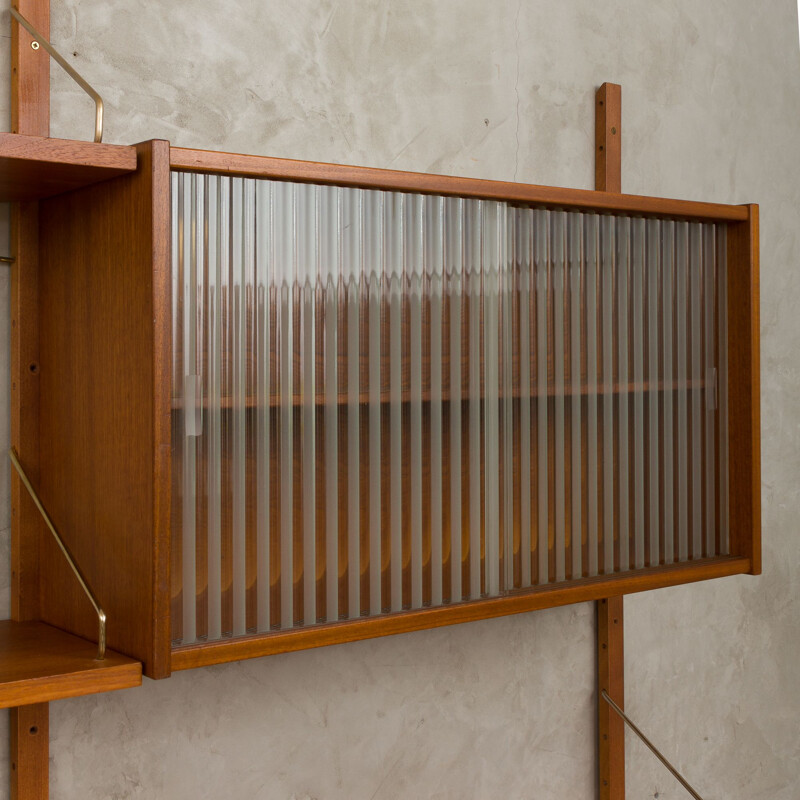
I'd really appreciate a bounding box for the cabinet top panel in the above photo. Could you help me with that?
[170,145,750,224]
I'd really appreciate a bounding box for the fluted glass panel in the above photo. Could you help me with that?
[171,172,730,646]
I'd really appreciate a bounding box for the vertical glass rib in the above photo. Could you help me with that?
[601,215,615,574]
[718,227,729,555]
[568,213,582,580]
[585,214,599,578]
[388,192,404,612]
[690,223,703,558]
[408,195,424,610]
[662,221,675,564]
[181,172,197,644]
[534,209,549,583]
[617,217,630,572]
[345,189,362,618]
[300,183,317,625]
[323,185,339,621]
[218,177,231,636]
[195,176,208,641]
[231,178,249,637]
[552,211,566,582]
[518,209,532,587]
[254,179,269,633]
[171,172,183,644]
[676,222,689,562]
[275,180,294,628]
[703,224,716,558]
[366,190,383,614]
[647,219,660,567]
[206,176,223,640]
[428,196,444,607]
[467,200,482,599]
[501,205,513,594]
[484,201,501,597]
[632,217,645,571]
[447,197,463,602]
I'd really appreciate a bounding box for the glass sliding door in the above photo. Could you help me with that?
[171,171,730,646]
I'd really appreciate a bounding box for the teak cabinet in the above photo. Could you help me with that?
[4,133,760,682]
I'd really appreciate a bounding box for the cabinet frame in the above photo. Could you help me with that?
[28,142,759,678]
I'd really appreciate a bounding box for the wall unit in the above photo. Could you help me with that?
[1,4,761,796]
[1,133,759,684]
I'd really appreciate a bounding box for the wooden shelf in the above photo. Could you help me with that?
[0,133,137,202]
[0,620,141,709]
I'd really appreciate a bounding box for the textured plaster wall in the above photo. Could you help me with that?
[0,1,799,797]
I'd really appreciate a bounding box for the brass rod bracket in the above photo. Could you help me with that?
[10,7,104,143]
[601,691,705,800]
[9,448,106,660]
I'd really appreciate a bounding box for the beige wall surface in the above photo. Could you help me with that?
[1,1,799,797]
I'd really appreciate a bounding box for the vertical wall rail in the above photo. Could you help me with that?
[10,703,49,800]
[10,2,51,800]
[595,80,625,800]
[10,0,48,624]
[598,596,625,799]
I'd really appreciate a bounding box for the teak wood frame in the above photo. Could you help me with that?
[6,2,761,796]
[165,148,757,671]
[30,141,759,679]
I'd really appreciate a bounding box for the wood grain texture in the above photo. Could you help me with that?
[595,83,621,194]
[0,133,137,202]
[595,80,625,800]
[11,0,49,628]
[169,147,747,222]
[148,139,174,675]
[11,0,49,138]
[0,621,141,709]
[727,205,761,573]
[10,10,49,797]
[598,596,625,800]
[10,203,41,623]
[171,556,750,670]
[10,702,48,800]
[38,140,172,679]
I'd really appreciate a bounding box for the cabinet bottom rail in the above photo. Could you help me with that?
[171,555,750,671]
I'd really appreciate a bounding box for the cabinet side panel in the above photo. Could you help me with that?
[38,140,171,678]
[10,202,42,622]
[727,206,760,573]
[149,141,173,677]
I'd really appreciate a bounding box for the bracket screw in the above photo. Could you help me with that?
[31,41,40,50]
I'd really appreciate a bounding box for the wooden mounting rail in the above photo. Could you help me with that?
[10,7,104,142]
[11,6,50,800]
[595,80,625,800]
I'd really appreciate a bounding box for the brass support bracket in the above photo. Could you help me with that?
[10,7,104,143]
[602,691,706,800]
[9,448,106,660]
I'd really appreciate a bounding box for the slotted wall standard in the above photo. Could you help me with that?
[170,171,731,648]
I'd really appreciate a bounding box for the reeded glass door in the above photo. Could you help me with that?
[171,171,728,646]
